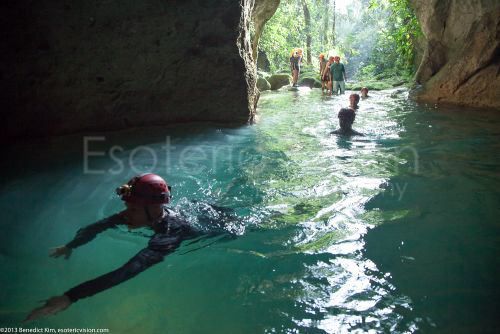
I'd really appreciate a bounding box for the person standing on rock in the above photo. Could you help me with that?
[290,49,302,87]
[330,56,347,95]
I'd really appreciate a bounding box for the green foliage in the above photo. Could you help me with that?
[358,64,377,80]
[368,0,422,73]
[258,0,422,82]
[259,0,306,72]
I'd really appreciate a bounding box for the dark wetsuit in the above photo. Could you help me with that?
[64,207,201,303]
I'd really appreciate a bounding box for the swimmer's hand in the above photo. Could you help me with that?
[23,295,72,323]
[50,246,72,259]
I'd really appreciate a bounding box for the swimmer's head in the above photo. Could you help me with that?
[360,87,369,97]
[116,174,172,205]
[338,108,355,130]
[350,93,360,106]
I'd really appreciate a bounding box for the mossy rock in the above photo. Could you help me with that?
[391,80,408,87]
[298,77,321,88]
[268,74,291,90]
[257,77,271,91]
[257,70,271,80]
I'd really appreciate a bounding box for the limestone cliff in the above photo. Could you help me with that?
[411,0,500,109]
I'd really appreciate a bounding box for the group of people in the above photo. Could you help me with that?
[289,51,363,99]
[25,52,369,323]
[319,54,348,95]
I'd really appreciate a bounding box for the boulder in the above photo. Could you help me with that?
[268,74,291,90]
[257,77,271,91]
[298,77,321,88]
[257,70,271,80]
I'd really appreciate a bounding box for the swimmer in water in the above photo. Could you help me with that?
[24,174,226,322]
[331,108,364,136]
[349,93,360,110]
[360,87,369,98]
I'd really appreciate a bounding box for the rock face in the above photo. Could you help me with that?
[0,0,258,140]
[411,0,500,109]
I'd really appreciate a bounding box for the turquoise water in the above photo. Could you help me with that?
[1,87,499,333]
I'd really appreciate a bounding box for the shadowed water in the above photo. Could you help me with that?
[0,87,499,333]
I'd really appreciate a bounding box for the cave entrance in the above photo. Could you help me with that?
[252,0,422,89]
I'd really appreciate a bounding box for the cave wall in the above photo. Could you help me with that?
[0,0,258,140]
[411,0,500,109]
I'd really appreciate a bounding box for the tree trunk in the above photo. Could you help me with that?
[323,0,329,45]
[332,0,336,47]
[301,0,312,64]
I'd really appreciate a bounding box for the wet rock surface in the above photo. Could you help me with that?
[411,0,500,109]
[0,0,258,140]
[268,74,292,90]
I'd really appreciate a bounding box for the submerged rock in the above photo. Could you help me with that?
[268,74,291,90]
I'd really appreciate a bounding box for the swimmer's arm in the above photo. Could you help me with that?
[63,233,180,303]
[65,213,124,250]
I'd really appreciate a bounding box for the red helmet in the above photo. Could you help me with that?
[116,174,172,205]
